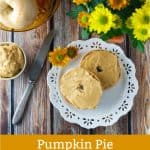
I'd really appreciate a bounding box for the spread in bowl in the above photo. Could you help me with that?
[0,42,26,80]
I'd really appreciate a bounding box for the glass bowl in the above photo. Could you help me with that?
[0,0,61,32]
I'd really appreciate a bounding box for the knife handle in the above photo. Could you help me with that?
[12,81,35,125]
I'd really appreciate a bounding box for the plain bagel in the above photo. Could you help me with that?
[0,0,38,29]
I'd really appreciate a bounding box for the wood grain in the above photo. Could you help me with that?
[129,41,150,134]
[0,81,10,134]
[12,24,51,134]
[0,30,12,134]
[52,0,91,134]
[145,41,150,134]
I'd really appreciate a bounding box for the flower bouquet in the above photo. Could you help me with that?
[67,0,150,52]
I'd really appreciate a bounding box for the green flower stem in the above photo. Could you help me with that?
[85,4,90,13]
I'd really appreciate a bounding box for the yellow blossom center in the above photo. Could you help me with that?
[68,49,75,57]
[141,29,148,35]
[56,54,64,61]
[143,15,150,24]
[81,16,88,23]
[99,16,108,25]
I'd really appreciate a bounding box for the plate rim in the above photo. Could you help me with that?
[47,38,139,129]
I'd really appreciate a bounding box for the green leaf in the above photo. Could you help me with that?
[136,41,145,52]
[81,28,90,40]
[130,36,145,52]
[121,24,132,34]
[66,5,86,19]
[101,29,123,41]
[101,34,110,41]
[88,0,105,8]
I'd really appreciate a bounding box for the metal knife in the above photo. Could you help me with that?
[12,30,55,125]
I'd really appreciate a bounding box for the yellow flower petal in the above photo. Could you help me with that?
[113,15,122,29]
[49,47,70,67]
[89,4,116,34]
[77,11,90,28]
[133,27,150,41]
[130,5,150,29]
[126,17,133,29]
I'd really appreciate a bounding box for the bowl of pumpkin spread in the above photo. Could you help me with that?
[0,42,26,80]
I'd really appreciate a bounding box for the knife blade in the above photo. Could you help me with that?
[29,30,55,81]
[12,30,55,124]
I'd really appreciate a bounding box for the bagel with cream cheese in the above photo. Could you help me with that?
[80,50,121,89]
[60,67,103,109]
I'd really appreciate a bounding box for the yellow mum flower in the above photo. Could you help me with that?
[73,0,91,5]
[126,17,133,29]
[49,47,70,67]
[130,6,150,29]
[107,0,129,10]
[89,4,116,34]
[77,11,90,28]
[113,15,122,28]
[143,0,150,9]
[145,0,150,3]
[133,27,150,41]
[129,3,150,41]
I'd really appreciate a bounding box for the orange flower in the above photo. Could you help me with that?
[108,0,129,10]
[49,47,70,67]
[73,0,91,5]
[77,11,90,28]
[66,46,78,59]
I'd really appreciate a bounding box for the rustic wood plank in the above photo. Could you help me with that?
[129,41,150,134]
[0,30,12,134]
[12,24,51,134]
[145,41,150,134]
[93,38,129,134]
[52,0,91,134]
[0,81,11,134]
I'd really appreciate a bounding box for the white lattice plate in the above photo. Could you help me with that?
[47,38,139,129]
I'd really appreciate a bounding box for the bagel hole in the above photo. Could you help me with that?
[6,5,13,12]
[96,66,103,72]
[77,84,84,92]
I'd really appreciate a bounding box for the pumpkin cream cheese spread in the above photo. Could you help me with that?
[0,43,25,78]
[80,50,121,89]
[60,67,103,109]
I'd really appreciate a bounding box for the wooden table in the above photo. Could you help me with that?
[0,1,150,134]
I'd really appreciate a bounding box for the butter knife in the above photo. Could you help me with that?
[12,30,55,125]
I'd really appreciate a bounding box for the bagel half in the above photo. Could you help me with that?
[80,50,121,89]
[60,67,103,109]
[0,0,38,29]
